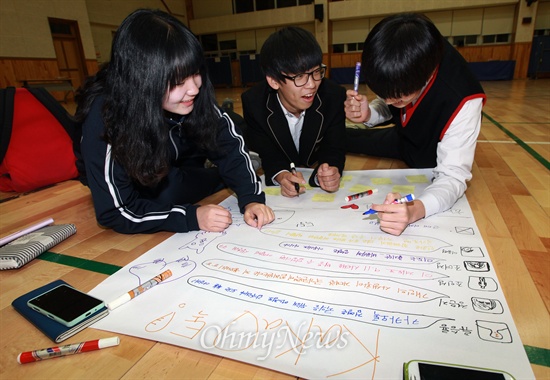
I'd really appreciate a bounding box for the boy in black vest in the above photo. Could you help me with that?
[345,13,485,236]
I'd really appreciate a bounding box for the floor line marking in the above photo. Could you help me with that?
[483,112,550,170]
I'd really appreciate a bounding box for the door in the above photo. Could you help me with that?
[528,35,550,79]
[48,18,88,99]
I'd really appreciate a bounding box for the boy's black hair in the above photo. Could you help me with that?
[362,13,445,99]
[260,26,323,82]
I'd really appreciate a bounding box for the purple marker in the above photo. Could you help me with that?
[353,62,361,91]
[0,218,54,246]
[363,194,415,215]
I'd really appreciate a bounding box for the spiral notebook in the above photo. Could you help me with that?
[0,224,76,270]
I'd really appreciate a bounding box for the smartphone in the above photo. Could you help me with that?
[27,284,105,327]
[404,360,515,380]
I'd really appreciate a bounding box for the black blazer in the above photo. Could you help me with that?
[242,78,346,187]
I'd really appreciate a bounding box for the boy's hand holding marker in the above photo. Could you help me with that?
[363,194,415,215]
[289,162,301,196]
[277,162,305,198]
[353,62,361,92]
[345,61,371,124]
[364,194,416,236]
[344,90,371,124]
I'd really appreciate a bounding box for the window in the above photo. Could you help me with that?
[466,35,478,44]
[495,34,510,43]
[49,23,71,35]
[332,43,363,53]
[482,35,495,44]
[234,0,311,13]
[200,34,218,52]
[256,0,275,11]
[332,44,344,53]
[219,40,237,50]
[235,0,254,13]
[453,35,478,46]
[278,0,297,8]
[482,34,510,44]
[346,42,363,52]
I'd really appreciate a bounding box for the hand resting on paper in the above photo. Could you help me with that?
[243,202,275,229]
[316,163,341,192]
[197,204,233,232]
[197,202,275,231]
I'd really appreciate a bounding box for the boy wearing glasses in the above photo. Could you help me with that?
[345,13,486,236]
[242,26,346,197]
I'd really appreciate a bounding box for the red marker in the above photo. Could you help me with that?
[345,188,378,202]
[17,337,119,364]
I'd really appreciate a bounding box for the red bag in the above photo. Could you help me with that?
[0,87,78,192]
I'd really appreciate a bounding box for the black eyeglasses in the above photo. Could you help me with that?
[281,64,327,87]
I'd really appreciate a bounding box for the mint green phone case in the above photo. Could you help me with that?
[26,284,105,327]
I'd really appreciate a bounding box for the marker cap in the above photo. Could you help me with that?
[98,336,120,349]
[106,293,131,311]
[402,194,415,202]
[17,352,33,364]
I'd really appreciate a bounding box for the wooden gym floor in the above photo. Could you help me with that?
[228,78,550,314]
[0,78,548,379]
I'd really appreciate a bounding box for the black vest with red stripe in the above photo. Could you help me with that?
[389,40,486,168]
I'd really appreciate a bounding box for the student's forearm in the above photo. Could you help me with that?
[364,98,393,127]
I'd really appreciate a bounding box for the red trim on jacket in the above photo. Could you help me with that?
[401,66,439,127]
[438,93,487,140]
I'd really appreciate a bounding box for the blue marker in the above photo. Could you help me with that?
[363,194,415,215]
[353,62,361,92]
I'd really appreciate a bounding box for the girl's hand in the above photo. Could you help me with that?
[197,204,233,232]
[244,202,275,229]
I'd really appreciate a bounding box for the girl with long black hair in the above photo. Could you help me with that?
[75,9,274,234]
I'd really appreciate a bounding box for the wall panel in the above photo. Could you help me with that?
[482,5,515,34]
[452,8,483,35]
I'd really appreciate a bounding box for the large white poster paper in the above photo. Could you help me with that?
[90,169,534,379]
